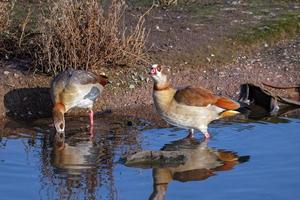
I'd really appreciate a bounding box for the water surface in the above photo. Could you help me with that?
[0,112,300,200]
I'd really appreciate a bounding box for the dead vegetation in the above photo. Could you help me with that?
[0,1,38,60]
[0,1,15,56]
[35,0,148,74]
[0,1,13,33]
[0,0,148,74]
[158,0,178,6]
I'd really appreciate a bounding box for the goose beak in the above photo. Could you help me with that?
[149,68,157,76]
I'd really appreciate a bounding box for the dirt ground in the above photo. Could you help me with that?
[0,1,299,123]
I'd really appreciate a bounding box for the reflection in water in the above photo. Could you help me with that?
[48,131,108,200]
[41,117,141,200]
[1,115,142,200]
[51,132,97,172]
[242,104,300,122]
[148,139,250,200]
[2,110,300,200]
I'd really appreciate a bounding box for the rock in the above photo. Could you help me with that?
[129,84,135,89]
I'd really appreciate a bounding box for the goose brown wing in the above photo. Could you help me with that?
[75,70,109,86]
[174,86,218,107]
[174,86,240,110]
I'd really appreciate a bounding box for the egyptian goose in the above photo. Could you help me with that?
[150,64,240,139]
[50,69,109,134]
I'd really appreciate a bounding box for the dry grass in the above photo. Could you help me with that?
[158,0,178,6]
[0,1,15,56]
[0,1,13,32]
[0,1,36,59]
[36,0,148,74]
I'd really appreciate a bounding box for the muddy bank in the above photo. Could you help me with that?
[0,37,299,124]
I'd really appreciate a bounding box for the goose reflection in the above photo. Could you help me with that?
[51,132,98,173]
[49,131,112,199]
[149,139,250,200]
[45,116,140,200]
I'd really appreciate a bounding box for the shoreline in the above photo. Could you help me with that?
[0,37,299,123]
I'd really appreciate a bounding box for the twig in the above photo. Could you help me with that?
[121,49,151,65]
[19,8,32,47]
[262,82,300,89]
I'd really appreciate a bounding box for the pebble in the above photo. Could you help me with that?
[127,121,133,126]
[129,84,135,89]
[231,1,241,5]
[14,73,20,78]
[218,71,226,77]
[139,75,145,81]
[222,7,237,11]
[241,11,253,15]
[3,71,10,75]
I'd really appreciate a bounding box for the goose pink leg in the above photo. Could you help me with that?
[89,110,94,137]
[204,132,210,139]
[89,110,94,126]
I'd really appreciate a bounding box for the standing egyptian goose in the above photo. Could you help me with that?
[51,69,109,134]
[150,64,240,139]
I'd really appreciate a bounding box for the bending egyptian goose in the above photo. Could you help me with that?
[150,64,240,139]
[50,69,109,134]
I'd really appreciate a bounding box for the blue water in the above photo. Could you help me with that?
[0,115,300,200]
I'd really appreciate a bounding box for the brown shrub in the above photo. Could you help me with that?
[0,1,15,56]
[0,1,36,59]
[36,0,148,74]
[158,0,178,6]
[0,1,12,32]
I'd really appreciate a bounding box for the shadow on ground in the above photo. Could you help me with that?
[4,87,53,121]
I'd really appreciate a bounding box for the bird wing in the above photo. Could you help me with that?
[73,70,109,86]
[50,70,96,106]
[174,86,240,110]
[73,70,99,85]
